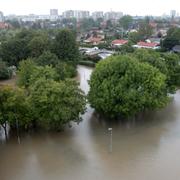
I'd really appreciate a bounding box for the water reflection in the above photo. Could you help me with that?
[0,65,180,180]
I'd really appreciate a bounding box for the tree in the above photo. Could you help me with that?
[133,49,180,93]
[0,38,30,66]
[29,65,59,84]
[128,32,141,44]
[119,15,133,30]
[88,55,168,118]
[28,34,50,57]
[162,27,180,50]
[28,78,86,130]
[162,53,180,91]
[0,60,12,80]
[36,51,59,67]
[55,62,77,80]
[119,43,135,54]
[0,86,30,139]
[81,18,96,31]
[17,59,37,88]
[133,49,168,75]
[53,29,79,64]
[138,20,153,40]
[0,86,14,139]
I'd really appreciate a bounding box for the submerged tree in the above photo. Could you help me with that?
[28,78,86,130]
[88,55,168,118]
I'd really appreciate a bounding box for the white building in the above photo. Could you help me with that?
[0,11,4,22]
[92,11,104,20]
[63,10,89,19]
[104,11,123,20]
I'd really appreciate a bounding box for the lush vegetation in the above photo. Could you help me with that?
[88,50,180,118]
[162,27,180,50]
[0,28,86,138]
[0,60,12,80]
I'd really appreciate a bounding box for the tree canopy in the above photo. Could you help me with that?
[162,27,180,50]
[53,29,79,64]
[88,55,168,118]
[28,79,86,130]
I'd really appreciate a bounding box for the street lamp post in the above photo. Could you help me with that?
[108,128,113,153]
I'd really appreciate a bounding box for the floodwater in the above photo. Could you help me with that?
[1,65,180,180]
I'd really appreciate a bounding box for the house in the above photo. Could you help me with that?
[0,22,11,29]
[111,39,128,47]
[84,37,104,45]
[133,41,160,50]
[172,45,180,53]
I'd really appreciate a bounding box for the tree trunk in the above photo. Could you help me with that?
[1,122,8,141]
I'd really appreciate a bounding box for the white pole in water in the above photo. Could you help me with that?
[108,128,113,153]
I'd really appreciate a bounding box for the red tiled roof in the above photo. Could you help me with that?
[0,22,10,29]
[137,41,159,48]
[112,39,128,45]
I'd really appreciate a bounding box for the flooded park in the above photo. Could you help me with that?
[0,65,180,180]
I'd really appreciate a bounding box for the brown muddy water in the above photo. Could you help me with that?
[0,65,180,180]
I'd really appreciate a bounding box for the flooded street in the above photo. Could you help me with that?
[1,65,180,180]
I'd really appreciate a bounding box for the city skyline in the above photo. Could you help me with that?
[0,0,180,16]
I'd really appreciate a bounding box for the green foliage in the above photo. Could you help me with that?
[0,86,31,130]
[55,62,77,80]
[119,15,133,30]
[128,32,141,44]
[53,29,79,63]
[0,60,12,80]
[161,53,180,90]
[88,55,168,118]
[162,27,180,50]
[28,78,86,130]
[36,51,59,67]
[119,43,135,54]
[81,18,97,31]
[29,65,59,84]
[0,38,30,66]
[133,49,168,75]
[17,59,37,88]
[133,49,180,92]
[138,21,153,40]
[28,33,50,57]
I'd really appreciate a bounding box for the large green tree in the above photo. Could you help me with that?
[17,59,37,88]
[119,15,133,30]
[0,86,30,139]
[28,78,86,130]
[162,27,180,50]
[36,51,59,67]
[88,55,168,118]
[53,29,79,64]
[133,49,180,92]
[28,33,50,57]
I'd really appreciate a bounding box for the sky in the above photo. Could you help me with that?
[0,0,180,16]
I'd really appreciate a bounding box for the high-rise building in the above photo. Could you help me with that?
[92,11,104,20]
[0,11,4,22]
[63,10,89,19]
[170,10,176,19]
[50,9,58,16]
[104,11,123,20]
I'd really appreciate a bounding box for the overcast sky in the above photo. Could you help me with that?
[0,0,180,16]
